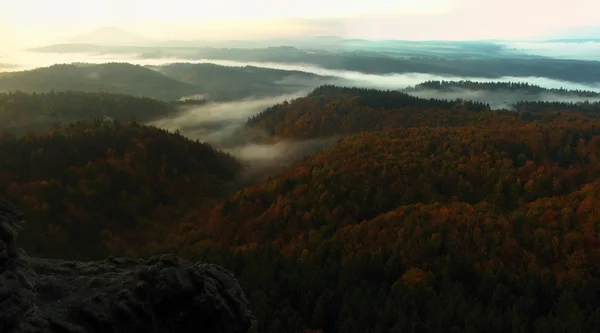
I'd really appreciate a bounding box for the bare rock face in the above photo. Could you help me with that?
[0,197,253,333]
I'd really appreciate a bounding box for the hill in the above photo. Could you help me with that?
[246,85,600,139]
[246,85,493,139]
[406,80,600,97]
[0,120,242,260]
[0,91,179,135]
[190,47,600,84]
[7,87,600,332]
[172,110,600,333]
[29,44,600,83]
[0,62,334,102]
[152,63,329,101]
[404,80,600,109]
[0,63,201,101]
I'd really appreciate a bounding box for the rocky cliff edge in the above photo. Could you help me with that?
[0,197,253,333]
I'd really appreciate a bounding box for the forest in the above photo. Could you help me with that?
[151,63,328,101]
[0,91,183,135]
[0,62,325,102]
[0,120,241,259]
[405,80,600,97]
[0,63,201,101]
[246,85,600,139]
[29,43,600,84]
[5,84,600,332]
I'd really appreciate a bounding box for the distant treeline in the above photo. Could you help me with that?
[408,80,600,97]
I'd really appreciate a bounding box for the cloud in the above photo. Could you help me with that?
[229,137,339,185]
[147,93,306,146]
[406,87,600,110]
[154,58,600,92]
[147,93,338,183]
[6,51,600,94]
[178,94,206,101]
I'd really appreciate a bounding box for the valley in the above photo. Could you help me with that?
[3,72,600,331]
[3,25,600,331]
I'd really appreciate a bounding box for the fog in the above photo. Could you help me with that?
[406,87,600,110]
[0,51,202,72]
[4,51,600,94]
[5,49,600,182]
[148,93,305,146]
[183,58,600,93]
[228,137,338,184]
[147,93,334,181]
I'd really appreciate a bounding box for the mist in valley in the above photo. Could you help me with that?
[4,50,600,94]
[406,87,600,110]
[188,58,600,93]
[148,93,305,146]
[147,93,338,183]
[4,48,600,183]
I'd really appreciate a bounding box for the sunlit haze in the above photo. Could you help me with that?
[2,0,599,49]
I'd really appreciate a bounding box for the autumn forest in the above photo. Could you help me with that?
[4,78,600,333]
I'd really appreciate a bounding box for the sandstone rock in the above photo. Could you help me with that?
[0,197,253,333]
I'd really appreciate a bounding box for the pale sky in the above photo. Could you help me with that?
[1,0,599,48]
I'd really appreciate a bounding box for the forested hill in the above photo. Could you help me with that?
[0,91,181,136]
[246,85,600,139]
[7,85,600,332]
[1,120,242,260]
[406,80,600,97]
[0,62,332,102]
[173,110,600,332]
[246,85,492,139]
[152,63,327,101]
[0,63,202,101]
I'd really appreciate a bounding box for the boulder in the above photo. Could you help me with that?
[0,197,253,333]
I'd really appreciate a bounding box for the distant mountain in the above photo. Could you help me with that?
[67,26,152,46]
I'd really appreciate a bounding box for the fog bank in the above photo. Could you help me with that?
[4,51,600,94]
[407,87,600,110]
[148,93,305,146]
[147,93,335,182]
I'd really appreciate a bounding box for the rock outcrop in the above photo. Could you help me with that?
[0,197,253,333]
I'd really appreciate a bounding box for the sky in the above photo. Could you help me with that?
[1,0,599,48]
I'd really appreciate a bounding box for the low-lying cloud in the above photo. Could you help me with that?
[148,93,305,146]
[228,137,338,184]
[406,87,600,110]
[147,93,336,183]
[181,58,600,93]
[6,51,600,94]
